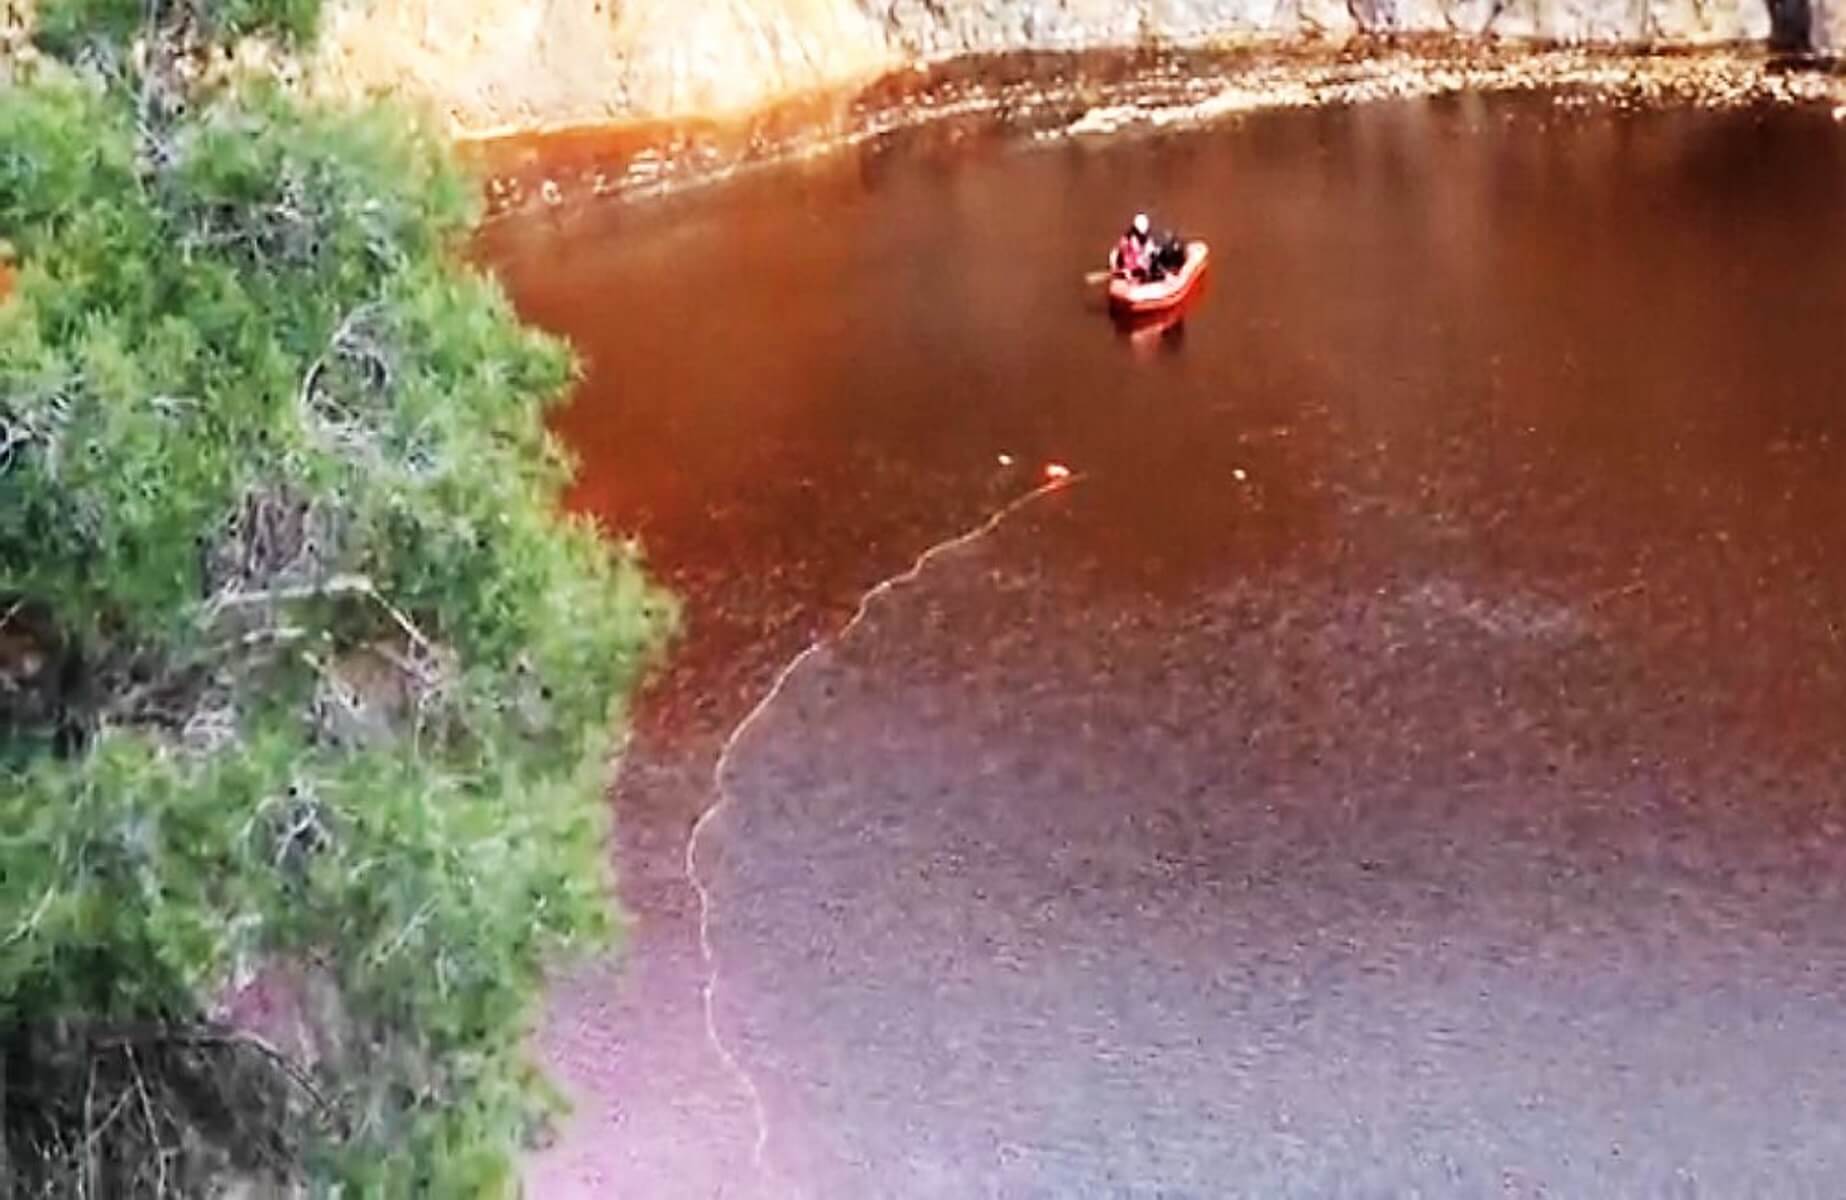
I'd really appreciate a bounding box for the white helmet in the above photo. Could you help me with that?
[1132,213,1150,236]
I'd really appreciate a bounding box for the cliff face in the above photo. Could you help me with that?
[314,0,1803,137]
[0,0,1821,136]
[314,0,897,135]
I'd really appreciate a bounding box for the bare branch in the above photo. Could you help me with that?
[80,1085,136,1161]
[82,1055,98,1200]
[370,899,437,968]
[234,623,308,649]
[270,792,327,872]
[363,587,433,655]
[297,304,385,417]
[204,572,376,616]
[373,641,437,686]
[209,573,435,658]
[301,649,365,740]
[125,1045,167,1197]
[117,1027,330,1115]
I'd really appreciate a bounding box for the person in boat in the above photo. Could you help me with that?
[1110,213,1186,282]
[1110,213,1157,281]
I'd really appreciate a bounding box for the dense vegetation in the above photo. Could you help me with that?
[0,1,670,1192]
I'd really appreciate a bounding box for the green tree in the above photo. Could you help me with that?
[0,1,672,1192]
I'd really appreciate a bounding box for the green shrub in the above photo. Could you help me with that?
[1,9,671,1193]
[35,0,322,58]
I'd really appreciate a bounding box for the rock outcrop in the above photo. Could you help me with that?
[314,0,899,135]
[308,0,1805,136]
[0,0,1827,137]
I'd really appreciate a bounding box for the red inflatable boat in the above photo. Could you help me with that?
[1108,240,1211,316]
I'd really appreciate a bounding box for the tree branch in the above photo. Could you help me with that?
[124,1044,171,1197]
[91,1025,331,1115]
[297,304,384,418]
[204,573,376,615]
[207,573,430,645]
[82,1054,99,1200]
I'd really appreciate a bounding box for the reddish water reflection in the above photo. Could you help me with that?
[481,93,1846,1195]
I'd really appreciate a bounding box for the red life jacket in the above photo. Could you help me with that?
[1114,234,1150,274]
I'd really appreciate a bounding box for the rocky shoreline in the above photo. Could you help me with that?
[465,41,1846,218]
[311,0,1839,137]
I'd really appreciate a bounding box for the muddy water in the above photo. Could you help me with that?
[481,95,1846,1196]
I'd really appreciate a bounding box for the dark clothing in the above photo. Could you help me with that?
[1151,233,1185,275]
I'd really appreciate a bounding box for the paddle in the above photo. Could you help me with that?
[1085,269,1116,285]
